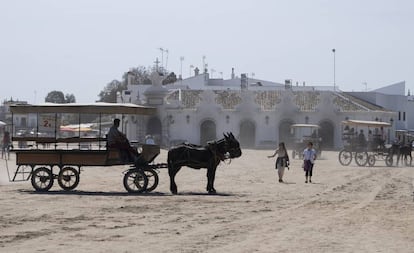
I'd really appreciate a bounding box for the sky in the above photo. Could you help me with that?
[1,0,413,103]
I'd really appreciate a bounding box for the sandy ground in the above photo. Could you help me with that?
[1,149,414,253]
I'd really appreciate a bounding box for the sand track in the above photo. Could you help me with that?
[1,150,413,253]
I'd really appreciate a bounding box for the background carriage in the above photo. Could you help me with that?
[290,124,322,159]
[338,119,398,167]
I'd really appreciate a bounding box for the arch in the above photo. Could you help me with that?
[319,120,335,149]
[279,119,294,145]
[146,117,162,144]
[239,120,256,148]
[200,120,217,145]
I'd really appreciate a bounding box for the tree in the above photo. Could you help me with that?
[45,91,76,103]
[98,80,126,103]
[45,91,65,103]
[65,93,76,103]
[98,65,178,103]
[122,66,152,85]
[162,72,178,85]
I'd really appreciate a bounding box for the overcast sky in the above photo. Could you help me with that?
[1,0,413,103]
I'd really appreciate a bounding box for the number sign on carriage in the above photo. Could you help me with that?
[38,114,59,134]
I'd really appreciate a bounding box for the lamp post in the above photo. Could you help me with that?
[332,48,336,91]
[389,118,394,143]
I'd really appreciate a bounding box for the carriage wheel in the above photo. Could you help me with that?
[123,170,148,193]
[31,167,54,192]
[143,168,159,192]
[355,151,368,166]
[385,155,393,167]
[58,167,80,191]
[338,150,352,166]
[367,155,376,167]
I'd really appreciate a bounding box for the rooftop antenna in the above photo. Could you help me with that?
[202,55,207,73]
[179,56,184,79]
[165,49,169,70]
[189,65,194,77]
[210,69,216,78]
[158,47,165,69]
[363,82,367,91]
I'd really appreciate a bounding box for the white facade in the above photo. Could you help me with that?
[120,72,398,150]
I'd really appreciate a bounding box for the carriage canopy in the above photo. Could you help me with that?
[341,120,391,128]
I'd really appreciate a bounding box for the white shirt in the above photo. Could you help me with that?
[303,148,317,163]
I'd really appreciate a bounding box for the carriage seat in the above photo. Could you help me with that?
[106,148,123,165]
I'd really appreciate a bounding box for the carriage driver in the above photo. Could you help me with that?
[107,118,140,163]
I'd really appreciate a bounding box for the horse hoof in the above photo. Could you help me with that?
[208,189,216,195]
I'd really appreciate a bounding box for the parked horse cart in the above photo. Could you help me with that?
[338,119,396,167]
[290,124,322,159]
[5,102,169,193]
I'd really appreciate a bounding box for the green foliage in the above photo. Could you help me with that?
[65,93,76,103]
[162,72,178,85]
[98,65,177,103]
[45,91,76,103]
[98,80,127,103]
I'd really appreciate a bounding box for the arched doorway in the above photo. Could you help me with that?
[279,120,294,145]
[147,117,162,144]
[239,120,256,148]
[200,120,216,145]
[319,120,334,149]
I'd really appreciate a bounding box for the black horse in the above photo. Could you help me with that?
[167,132,242,194]
[397,140,413,166]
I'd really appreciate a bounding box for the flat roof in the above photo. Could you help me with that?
[291,124,320,128]
[341,119,391,127]
[10,102,157,115]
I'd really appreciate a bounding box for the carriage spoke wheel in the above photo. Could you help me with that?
[31,167,54,192]
[385,155,393,167]
[338,150,352,166]
[367,154,376,167]
[355,151,368,166]
[143,168,159,192]
[123,170,148,193]
[58,167,80,191]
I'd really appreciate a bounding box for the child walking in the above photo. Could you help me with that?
[268,142,290,183]
[303,142,317,183]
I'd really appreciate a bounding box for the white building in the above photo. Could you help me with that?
[120,69,401,150]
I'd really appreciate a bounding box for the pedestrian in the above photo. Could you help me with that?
[303,142,317,183]
[2,131,11,159]
[268,142,290,183]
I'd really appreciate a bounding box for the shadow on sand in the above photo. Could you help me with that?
[18,189,241,197]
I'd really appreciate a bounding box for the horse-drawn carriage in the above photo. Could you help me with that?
[6,103,243,194]
[5,102,168,193]
[337,119,402,167]
[290,124,322,159]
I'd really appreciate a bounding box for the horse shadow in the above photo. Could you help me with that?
[18,189,241,197]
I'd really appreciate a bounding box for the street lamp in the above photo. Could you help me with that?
[332,48,336,91]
